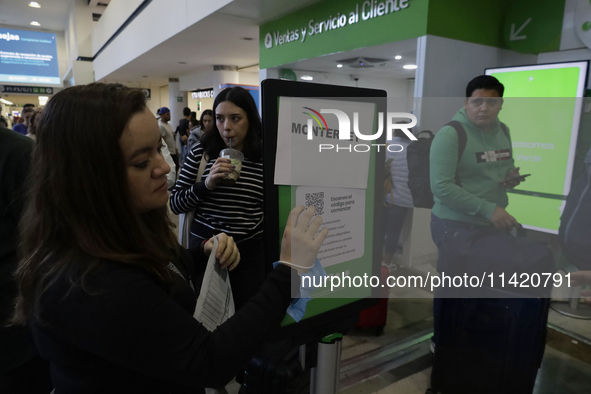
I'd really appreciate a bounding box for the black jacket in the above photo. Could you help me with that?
[32,253,294,393]
[0,126,36,373]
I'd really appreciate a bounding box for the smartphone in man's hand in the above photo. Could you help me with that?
[505,174,531,183]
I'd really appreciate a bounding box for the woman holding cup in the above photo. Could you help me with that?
[170,87,265,310]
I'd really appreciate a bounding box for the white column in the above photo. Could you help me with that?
[72,62,94,86]
[212,65,239,97]
[258,68,280,115]
[65,0,96,85]
[168,78,185,131]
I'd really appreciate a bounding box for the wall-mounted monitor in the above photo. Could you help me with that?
[485,61,589,234]
[0,28,60,85]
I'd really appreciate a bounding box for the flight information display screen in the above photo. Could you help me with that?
[0,28,60,85]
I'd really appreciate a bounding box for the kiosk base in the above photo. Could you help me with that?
[311,334,343,394]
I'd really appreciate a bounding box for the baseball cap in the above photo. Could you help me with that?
[160,107,170,114]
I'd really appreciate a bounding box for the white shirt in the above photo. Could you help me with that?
[159,120,177,154]
[161,138,177,188]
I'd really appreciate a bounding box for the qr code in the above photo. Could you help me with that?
[305,192,324,215]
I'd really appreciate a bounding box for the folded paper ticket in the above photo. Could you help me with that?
[193,237,235,331]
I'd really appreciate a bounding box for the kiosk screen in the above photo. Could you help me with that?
[485,61,588,233]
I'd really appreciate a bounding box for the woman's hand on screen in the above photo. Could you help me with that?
[279,206,328,274]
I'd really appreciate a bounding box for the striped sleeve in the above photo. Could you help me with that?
[191,160,264,242]
[169,143,210,214]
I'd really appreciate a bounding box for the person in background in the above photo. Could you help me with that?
[429,75,523,350]
[162,136,177,190]
[178,107,191,146]
[12,107,35,136]
[26,108,43,140]
[10,83,327,393]
[14,104,35,125]
[158,107,179,174]
[0,115,8,128]
[0,125,52,393]
[188,109,213,149]
[154,108,176,187]
[178,107,191,166]
[382,127,414,271]
[170,88,265,311]
[187,117,202,149]
[200,109,213,135]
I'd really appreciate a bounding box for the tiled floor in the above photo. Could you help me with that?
[169,205,591,393]
[220,317,591,393]
[341,320,591,394]
[548,307,591,341]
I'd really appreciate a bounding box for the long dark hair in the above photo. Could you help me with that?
[199,109,213,130]
[12,83,179,324]
[201,87,262,161]
[28,108,43,136]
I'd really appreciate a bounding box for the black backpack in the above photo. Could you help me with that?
[559,150,591,270]
[406,130,435,208]
[406,121,510,209]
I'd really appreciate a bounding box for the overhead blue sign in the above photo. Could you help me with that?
[0,28,60,85]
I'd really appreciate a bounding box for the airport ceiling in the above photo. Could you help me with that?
[102,0,326,85]
[278,38,418,80]
[0,0,110,31]
[0,0,416,86]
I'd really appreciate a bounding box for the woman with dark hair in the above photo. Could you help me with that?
[12,83,327,393]
[187,109,213,149]
[170,88,265,310]
[199,109,214,134]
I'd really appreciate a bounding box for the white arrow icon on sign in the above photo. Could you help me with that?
[510,18,532,41]
[529,76,534,81]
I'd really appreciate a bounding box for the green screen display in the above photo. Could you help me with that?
[486,62,587,233]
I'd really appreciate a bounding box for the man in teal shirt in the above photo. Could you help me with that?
[429,75,524,348]
[430,75,523,230]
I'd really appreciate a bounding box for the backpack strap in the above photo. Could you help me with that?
[446,121,467,163]
[500,122,511,153]
[445,121,467,186]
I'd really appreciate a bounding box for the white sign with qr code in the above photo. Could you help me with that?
[296,186,365,267]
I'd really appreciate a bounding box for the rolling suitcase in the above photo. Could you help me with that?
[428,295,550,394]
[355,265,390,336]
